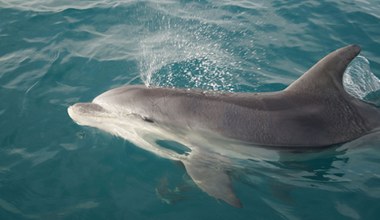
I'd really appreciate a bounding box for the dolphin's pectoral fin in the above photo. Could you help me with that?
[182,152,242,208]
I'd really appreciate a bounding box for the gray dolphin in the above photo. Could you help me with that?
[68,45,380,207]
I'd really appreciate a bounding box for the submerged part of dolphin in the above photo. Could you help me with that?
[68,45,380,207]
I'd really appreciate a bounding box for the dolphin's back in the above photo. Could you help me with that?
[93,45,380,147]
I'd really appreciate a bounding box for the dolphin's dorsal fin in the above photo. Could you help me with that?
[285,45,361,95]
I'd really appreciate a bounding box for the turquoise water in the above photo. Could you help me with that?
[1,0,380,219]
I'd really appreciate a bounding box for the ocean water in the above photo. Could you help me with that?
[1,0,380,219]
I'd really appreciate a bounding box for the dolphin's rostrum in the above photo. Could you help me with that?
[68,45,380,207]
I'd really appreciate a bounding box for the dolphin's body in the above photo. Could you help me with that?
[68,45,380,207]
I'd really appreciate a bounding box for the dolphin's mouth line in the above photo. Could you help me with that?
[68,102,157,126]
[67,103,118,126]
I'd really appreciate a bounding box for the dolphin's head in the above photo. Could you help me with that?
[67,102,115,127]
[68,86,150,133]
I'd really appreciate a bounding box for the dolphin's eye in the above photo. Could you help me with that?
[142,116,154,123]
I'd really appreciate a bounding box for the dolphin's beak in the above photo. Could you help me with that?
[68,102,110,125]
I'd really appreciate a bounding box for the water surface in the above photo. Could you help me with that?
[1,0,380,219]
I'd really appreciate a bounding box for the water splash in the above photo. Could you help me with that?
[343,55,380,105]
[138,28,239,92]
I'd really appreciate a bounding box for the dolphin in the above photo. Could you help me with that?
[68,45,380,207]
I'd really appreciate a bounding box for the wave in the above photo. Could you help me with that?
[344,55,380,105]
